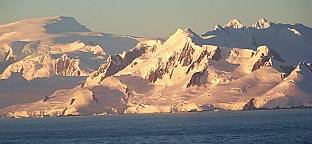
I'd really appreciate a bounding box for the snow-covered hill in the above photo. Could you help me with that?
[1,18,312,118]
[0,16,139,80]
[0,16,141,110]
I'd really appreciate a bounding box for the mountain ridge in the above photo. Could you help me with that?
[0,16,312,118]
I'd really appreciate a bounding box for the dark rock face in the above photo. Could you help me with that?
[147,44,218,83]
[69,98,75,105]
[242,98,258,110]
[60,107,68,116]
[251,47,285,72]
[138,43,157,54]
[86,42,159,85]
[211,47,222,61]
[0,50,16,74]
[147,53,178,83]
[147,43,195,83]
[148,67,166,83]
[54,54,81,76]
[196,50,209,64]
[147,43,198,83]
[96,55,127,83]
[186,70,208,88]
[92,93,98,104]
[186,50,210,75]
[166,54,178,79]
[178,43,194,66]
[252,54,271,71]
[123,43,157,64]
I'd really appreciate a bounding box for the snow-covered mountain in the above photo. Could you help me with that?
[0,16,141,110]
[0,16,139,80]
[1,17,312,118]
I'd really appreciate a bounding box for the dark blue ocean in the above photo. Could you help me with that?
[1,109,312,144]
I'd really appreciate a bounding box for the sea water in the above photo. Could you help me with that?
[1,109,312,143]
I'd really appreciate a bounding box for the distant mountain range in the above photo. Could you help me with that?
[1,16,311,118]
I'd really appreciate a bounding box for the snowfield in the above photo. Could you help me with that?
[1,17,312,118]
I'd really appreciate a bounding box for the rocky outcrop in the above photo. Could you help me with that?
[0,48,16,74]
[242,98,258,110]
[148,66,166,83]
[94,54,127,84]
[252,54,272,71]
[122,42,157,63]
[54,54,81,76]
[84,41,161,86]
[0,53,84,80]
[147,52,179,83]
[146,43,222,84]
[178,42,194,66]
[251,46,284,72]
[211,47,222,61]
[2,18,312,117]
[251,18,271,29]
[186,70,208,88]
[223,19,245,29]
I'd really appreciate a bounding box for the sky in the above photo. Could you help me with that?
[0,0,311,38]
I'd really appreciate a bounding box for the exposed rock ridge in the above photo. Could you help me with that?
[186,69,208,88]
[84,41,161,86]
[146,43,221,84]
[251,46,284,72]
[251,18,271,29]
[54,54,81,76]
[223,19,245,29]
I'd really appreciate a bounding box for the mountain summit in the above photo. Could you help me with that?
[167,28,205,45]
[252,18,271,29]
[223,19,245,29]
[43,16,91,33]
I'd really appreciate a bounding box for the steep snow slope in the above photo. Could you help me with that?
[1,18,312,118]
[248,62,312,109]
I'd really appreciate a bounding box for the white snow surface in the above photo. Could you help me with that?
[0,16,139,80]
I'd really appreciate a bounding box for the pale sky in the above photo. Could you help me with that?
[1,0,311,38]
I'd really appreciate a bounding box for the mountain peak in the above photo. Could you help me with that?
[43,16,91,34]
[213,25,223,30]
[223,19,244,29]
[258,18,268,23]
[287,62,312,80]
[169,28,201,40]
[174,28,197,36]
[297,62,312,72]
[166,28,205,45]
[252,18,271,29]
